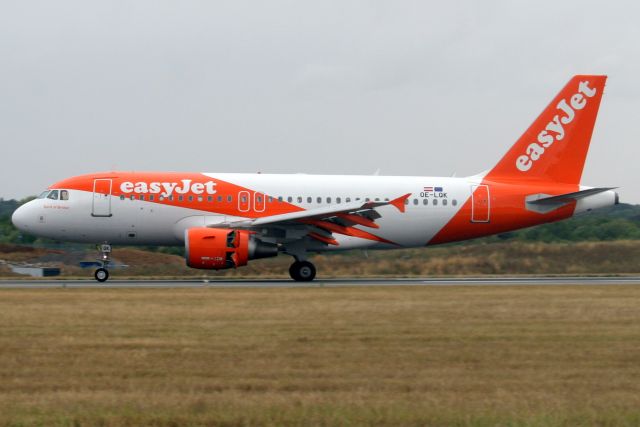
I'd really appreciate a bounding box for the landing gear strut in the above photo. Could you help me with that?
[289,260,316,282]
[94,243,112,283]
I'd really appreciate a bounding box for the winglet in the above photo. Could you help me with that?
[390,193,411,213]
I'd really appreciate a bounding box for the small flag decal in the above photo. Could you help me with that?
[424,186,444,192]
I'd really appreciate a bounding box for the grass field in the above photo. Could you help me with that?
[1,286,640,426]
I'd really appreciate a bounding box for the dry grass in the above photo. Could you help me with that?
[1,286,640,426]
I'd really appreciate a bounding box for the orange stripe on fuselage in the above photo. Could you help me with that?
[428,180,577,245]
[50,172,304,218]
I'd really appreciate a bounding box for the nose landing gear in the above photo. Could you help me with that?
[94,267,109,282]
[94,243,112,283]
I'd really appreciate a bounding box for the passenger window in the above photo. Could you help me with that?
[178,195,184,201]
[60,190,69,200]
[317,197,322,204]
[413,199,418,205]
[120,195,125,200]
[198,196,203,202]
[346,197,351,203]
[452,199,457,206]
[336,197,341,203]
[375,198,380,202]
[188,195,194,202]
[207,196,213,202]
[423,199,428,205]
[47,190,59,200]
[139,195,144,201]
[307,197,312,203]
[297,196,303,203]
[278,196,283,202]
[443,199,448,206]
[130,195,135,200]
[433,199,438,206]
[217,195,223,202]
[227,195,232,202]
[327,197,332,204]
[365,198,370,202]
[150,195,155,201]
[268,196,273,203]
[404,199,409,205]
[287,196,293,203]
[241,196,247,203]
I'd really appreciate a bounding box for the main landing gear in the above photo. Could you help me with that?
[289,260,316,282]
[94,243,112,283]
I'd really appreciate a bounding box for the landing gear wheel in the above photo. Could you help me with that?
[289,261,316,282]
[94,268,109,283]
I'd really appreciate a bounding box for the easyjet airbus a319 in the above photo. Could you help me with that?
[12,75,618,282]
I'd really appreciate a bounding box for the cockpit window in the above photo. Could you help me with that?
[47,190,59,200]
[60,190,69,200]
[37,191,49,199]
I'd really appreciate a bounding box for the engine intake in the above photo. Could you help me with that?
[185,228,277,270]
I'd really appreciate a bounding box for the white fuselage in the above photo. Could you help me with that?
[12,173,616,250]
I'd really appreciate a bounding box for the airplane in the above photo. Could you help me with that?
[11,75,618,282]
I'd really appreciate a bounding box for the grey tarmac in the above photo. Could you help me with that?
[0,276,639,288]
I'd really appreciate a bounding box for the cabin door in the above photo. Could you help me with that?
[471,184,490,223]
[92,179,113,217]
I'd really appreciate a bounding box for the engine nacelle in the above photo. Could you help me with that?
[185,228,277,270]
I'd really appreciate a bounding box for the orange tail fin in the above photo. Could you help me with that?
[487,75,606,185]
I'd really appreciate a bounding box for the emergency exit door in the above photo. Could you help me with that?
[471,184,490,223]
[92,179,112,217]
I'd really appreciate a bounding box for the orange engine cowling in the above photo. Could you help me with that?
[185,228,277,270]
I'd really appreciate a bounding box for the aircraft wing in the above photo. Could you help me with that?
[214,193,411,246]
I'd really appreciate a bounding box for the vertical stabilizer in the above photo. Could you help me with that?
[487,75,606,185]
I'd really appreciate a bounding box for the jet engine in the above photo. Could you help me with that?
[185,228,278,269]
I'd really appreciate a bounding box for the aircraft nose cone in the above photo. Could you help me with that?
[11,205,29,232]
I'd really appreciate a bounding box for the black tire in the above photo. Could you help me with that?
[289,263,300,281]
[94,268,109,283]
[289,261,316,282]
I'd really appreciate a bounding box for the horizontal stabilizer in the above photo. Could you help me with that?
[527,187,616,205]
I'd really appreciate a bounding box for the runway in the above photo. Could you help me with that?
[0,276,639,288]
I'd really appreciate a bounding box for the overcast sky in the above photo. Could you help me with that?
[1,1,638,202]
